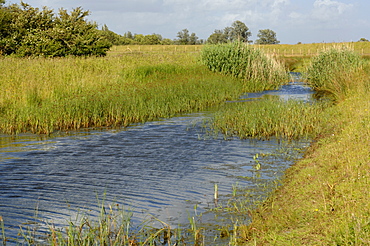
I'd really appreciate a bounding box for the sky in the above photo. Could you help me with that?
[6,0,370,44]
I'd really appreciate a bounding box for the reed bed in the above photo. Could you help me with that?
[305,45,368,102]
[0,52,245,134]
[200,42,289,92]
[207,97,325,140]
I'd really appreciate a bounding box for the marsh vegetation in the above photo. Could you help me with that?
[0,52,244,134]
[1,43,370,245]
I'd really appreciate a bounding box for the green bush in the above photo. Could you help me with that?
[0,2,111,57]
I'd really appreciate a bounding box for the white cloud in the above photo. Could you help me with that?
[6,0,369,43]
[312,0,353,21]
[272,0,290,8]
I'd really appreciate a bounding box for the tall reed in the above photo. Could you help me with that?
[200,42,289,92]
[305,45,367,102]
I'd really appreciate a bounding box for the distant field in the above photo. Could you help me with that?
[108,45,203,55]
[108,42,370,57]
[257,42,370,57]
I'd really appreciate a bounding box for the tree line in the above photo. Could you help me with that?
[102,21,279,46]
[0,1,279,57]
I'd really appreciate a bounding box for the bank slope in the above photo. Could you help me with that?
[243,94,370,245]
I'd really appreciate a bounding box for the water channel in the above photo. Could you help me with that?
[0,78,314,244]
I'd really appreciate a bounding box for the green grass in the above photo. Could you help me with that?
[3,43,370,245]
[230,51,370,245]
[207,97,326,140]
[237,93,370,245]
[199,44,370,245]
[0,52,247,134]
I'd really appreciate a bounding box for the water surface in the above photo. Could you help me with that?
[0,79,313,243]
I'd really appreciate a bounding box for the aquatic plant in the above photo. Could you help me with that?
[200,42,289,92]
[208,97,325,140]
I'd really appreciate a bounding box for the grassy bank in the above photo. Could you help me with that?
[0,43,290,135]
[232,47,370,245]
[0,52,246,134]
[240,92,370,245]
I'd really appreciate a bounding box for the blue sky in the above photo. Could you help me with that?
[7,0,370,44]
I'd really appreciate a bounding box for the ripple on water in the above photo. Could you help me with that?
[0,82,312,242]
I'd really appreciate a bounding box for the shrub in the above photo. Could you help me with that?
[0,2,111,57]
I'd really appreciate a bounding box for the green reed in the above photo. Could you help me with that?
[0,53,244,134]
[200,42,289,92]
[305,45,367,102]
[4,201,206,246]
[35,203,172,245]
[208,97,325,140]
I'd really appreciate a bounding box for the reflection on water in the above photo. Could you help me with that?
[241,81,314,102]
[0,79,313,243]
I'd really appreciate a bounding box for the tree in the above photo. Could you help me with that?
[189,33,198,45]
[124,31,134,40]
[101,24,123,45]
[207,29,228,44]
[161,38,173,45]
[255,29,280,44]
[0,5,14,53]
[0,3,111,57]
[176,28,190,44]
[230,20,251,42]
[41,7,111,56]
[142,34,161,45]
[358,38,369,42]
[206,20,251,44]
[175,29,198,45]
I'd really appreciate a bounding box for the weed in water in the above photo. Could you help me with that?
[207,97,326,140]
